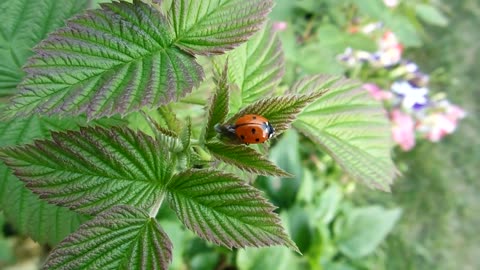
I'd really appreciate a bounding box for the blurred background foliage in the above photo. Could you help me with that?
[1,0,479,269]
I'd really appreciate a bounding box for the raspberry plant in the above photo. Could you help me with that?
[0,1,397,269]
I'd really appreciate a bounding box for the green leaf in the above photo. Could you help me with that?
[226,23,285,107]
[0,115,90,245]
[255,130,302,208]
[227,91,326,137]
[43,205,172,270]
[0,213,13,263]
[293,75,397,191]
[205,141,291,177]
[296,169,314,204]
[355,0,388,19]
[297,43,346,75]
[237,246,298,270]
[166,169,299,252]
[0,126,174,215]
[141,112,184,152]
[336,206,402,258]
[5,0,204,120]
[215,161,258,183]
[160,219,191,269]
[204,62,229,142]
[0,0,89,96]
[154,126,184,153]
[180,117,192,151]
[286,206,313,254]
[190,252,220,270]
[158,105,182,133]
[314,184,343,224]
[169,0,274,55]
[415,4,449,27]
[384,15,422,47]
[316,24,376,53]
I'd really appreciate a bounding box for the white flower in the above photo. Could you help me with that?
[384,0,400,8]
[391,81,429,109]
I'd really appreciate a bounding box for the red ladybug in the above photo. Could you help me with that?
[233,114,275,144]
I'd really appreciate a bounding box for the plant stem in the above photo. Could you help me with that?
[302,15,316,42]
[149,192,165,218]
[140,110,162,139]
[194,145,213,162]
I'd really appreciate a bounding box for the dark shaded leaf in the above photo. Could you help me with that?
[0,0,89,96]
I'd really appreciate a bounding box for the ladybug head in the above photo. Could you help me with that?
[265,122,275,139]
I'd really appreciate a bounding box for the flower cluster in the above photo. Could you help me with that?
[338,25,465,151]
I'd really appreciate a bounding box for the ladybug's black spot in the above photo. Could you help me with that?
[255,138,260,142]
[251,128,256,134]
[240,135,245,140]
[252,116,257,119]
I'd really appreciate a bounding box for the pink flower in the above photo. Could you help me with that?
[391,110,415,151]
[272,21,287,31]
[446,105,466,122]
[380,31,403,52]
[363,83,393,101]
[420,114,456,142]
[378,46,403,66]
[418,105,466,142]
[374,31,404,66]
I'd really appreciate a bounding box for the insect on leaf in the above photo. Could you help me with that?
[226,91,326,137]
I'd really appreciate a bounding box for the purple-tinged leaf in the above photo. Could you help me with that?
[205,141,291,177]
[166,169,299,252]
[204,62,230,142]
[0,114,103,245]
[0,126,174,215]
[5,0,204,120]
[43,205,172,270]
[169,0,273,55]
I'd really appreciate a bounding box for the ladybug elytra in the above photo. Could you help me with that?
[233,114,275,144]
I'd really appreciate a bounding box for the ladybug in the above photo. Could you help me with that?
[233,114,275,144]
